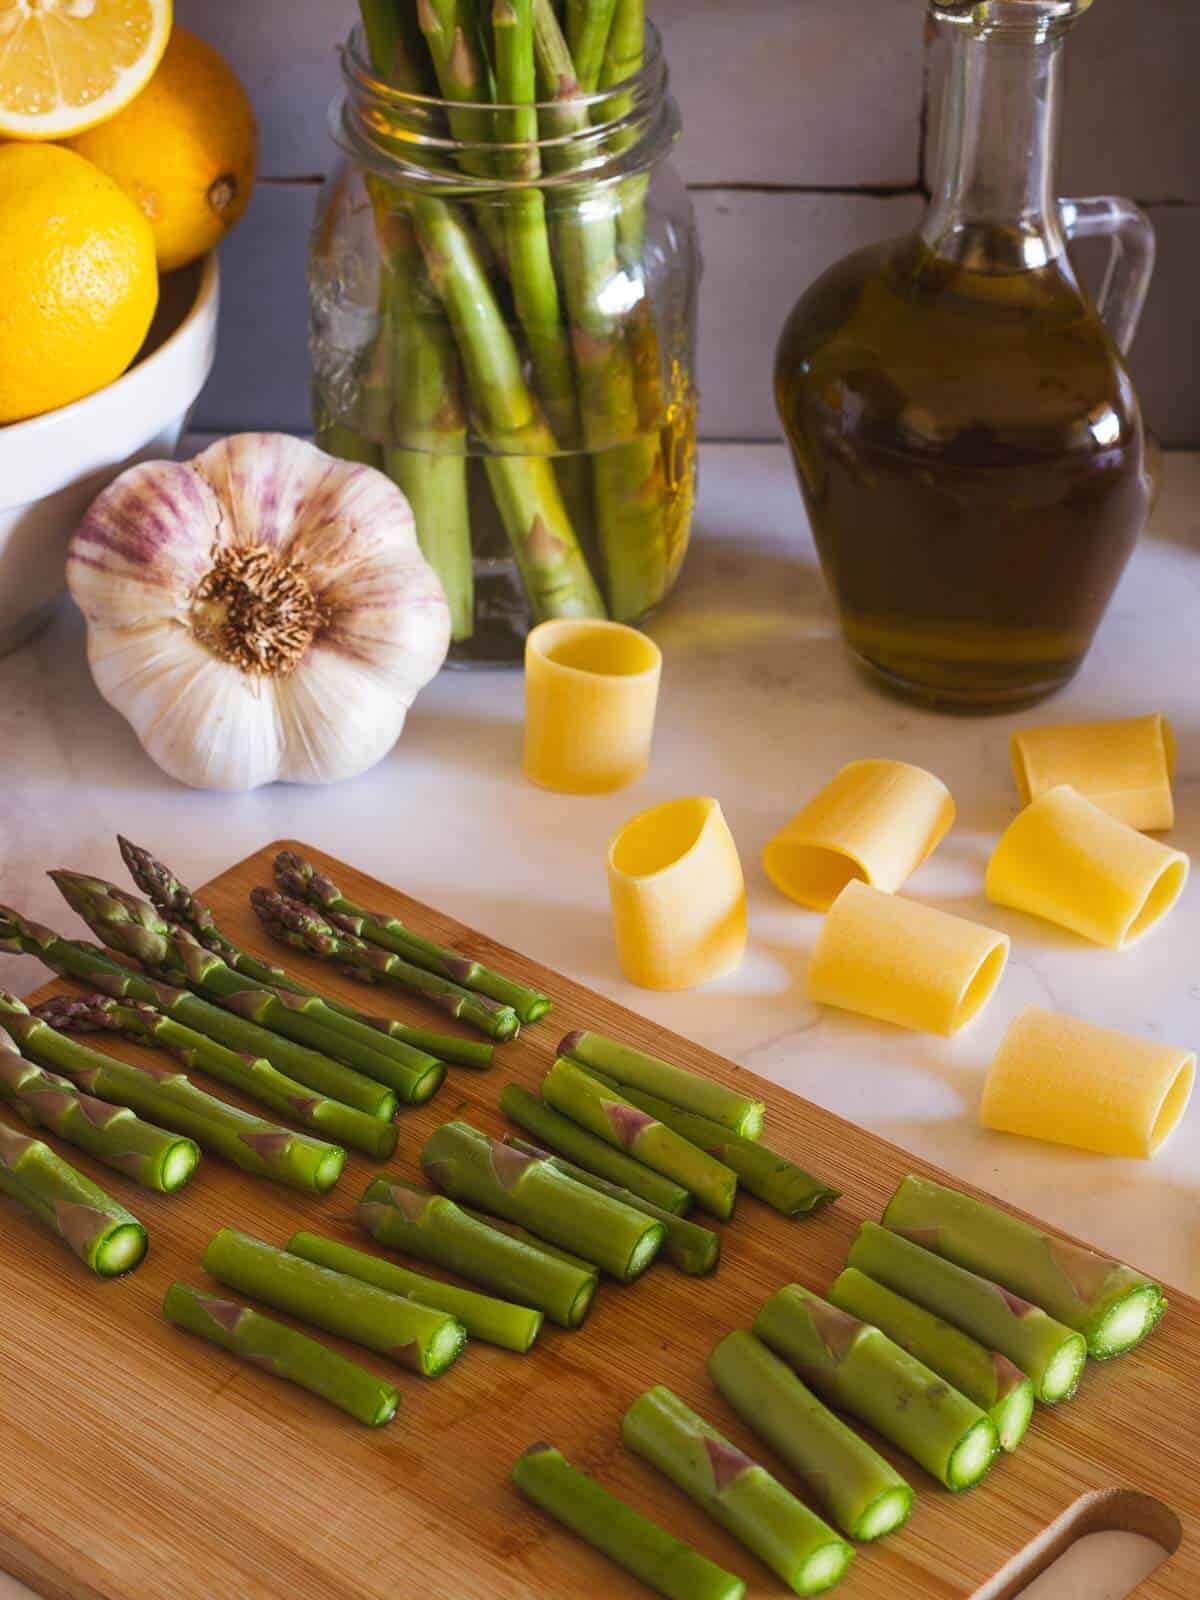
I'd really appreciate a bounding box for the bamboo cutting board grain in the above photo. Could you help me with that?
[1,841,1196,1600]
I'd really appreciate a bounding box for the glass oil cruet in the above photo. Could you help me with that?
[776,0,1157,709]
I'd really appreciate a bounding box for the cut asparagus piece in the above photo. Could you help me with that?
[622,1386,854,1596]
[500,1082,692,1213]
[506,1136,719,1275]
[163,1281,400,1426]
[50,873,430,1110]
[358,1177,597,1329]
[203,1228,466,1377]
[830,1268,1034,1453]
[273,850,553,1024]
[709,1331,913,1543]
[118,837,492,1069]
[561,1029,765,1139]
[456,1204,599,1275]
[0,1120,147,1276]
[0,1023,198,1193]
[288,1231,543,1353]
[250,888,520,1041]
[422,1119,665,1280]
[513,1443,747,1600]
[35,994,397,1162]
[883,1173,1166,1359]
[754,1284,999,1492]
[0,997,344,1195]
[542,1057,737,1219]
[848,1222,1087,1405]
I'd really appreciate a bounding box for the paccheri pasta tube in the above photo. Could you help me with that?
[806,881,1009,1036]
[1010,715,1175,832]
[986,784,1189,949]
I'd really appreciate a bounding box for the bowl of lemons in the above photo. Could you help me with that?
[0,6,257,655]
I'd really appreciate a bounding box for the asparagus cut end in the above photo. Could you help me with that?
[410,1061,449,1104]
[1091,1286,1166,1359]
[520,995,554,1025]
[946,1417,999,1491]
[798,1538,855,1595]
[625,1222,666,1281]
[994,1377,1036,1453]
[1039,1334,1088,1403]
[425,1318,469,1376]
[371,1391,401,1427]
[737,1102,766,1141]
[854,1486,915,1543]
[160,1140,202,1193]
[315,1147,349,1194]
[569,1276,598,1327]
[98,1222,149,1277]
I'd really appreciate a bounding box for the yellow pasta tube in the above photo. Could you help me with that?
[806,880,1009,1036]
[607,797,747,990]
[983,1007,1195,1159]
[986,785,1189,950]
[762,758,955,909]
[524,619,662,795]
[1010,714,1176,831]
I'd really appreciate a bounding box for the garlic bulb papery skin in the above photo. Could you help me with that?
[66,433,451,792]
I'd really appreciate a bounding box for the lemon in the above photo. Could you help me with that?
[0,0,171,140]
[0,143,158,425]
[69,26,257,272]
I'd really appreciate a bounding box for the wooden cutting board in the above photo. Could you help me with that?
[1,841,1195,1600]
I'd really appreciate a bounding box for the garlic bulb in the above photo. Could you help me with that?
[67,433,450,791]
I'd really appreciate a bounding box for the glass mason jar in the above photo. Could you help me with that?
[311,20,699,666]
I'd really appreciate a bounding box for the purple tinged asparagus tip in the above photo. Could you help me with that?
[423,1159,453,1194]
[223,991,269,1022]
[704,1436,754,1495]
[197,1294,249,1335]
[240,1131,294,1162]
[489,1141,535,1191]
[357,1201,392,1235]
[604,1101,655,1150]
[807,1298,865,1363]
[110,1153,151,1181]
[382,1183,433,1223]
[993,1282,1039,1321]
[1048,1238,1117,1303]
[894,1224,943,1253]
[291,1096,324,1120]
[558,1030,583,1056]
[992,1352,1028,1402]
[0,1121,35,1169]
[54,1201,110,1257]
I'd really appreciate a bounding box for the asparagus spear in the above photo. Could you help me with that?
[358,1175,597,1328]
[163,1281,401,1426]
[512,1443,747,1600]
[500,1082,692,1213]
[36,995,397,1163]
[560,1028,766,1139]
[565,0,618,92]
[457,1204,599,1275]
[422,1118,664,1279]
[203,1228,466,1377]
[542,1057,737,1219]
[0,997,344,1195]
[883,1173,1166,1359]
[847,1222,1087,1405]
[273,850,552,1024]
[118,837,491,1069]
[708,1331,914,1543]
[622,1386,854,1597]
[289,1231,544,1353]
[51,872,431,1108]
[0,1120,147,1276]
[754,1284,1000,1492]
[829,1267,1034,1453]
[0,1025,199,1194]
[506,1135,719,1274]
[249,888,520,1041]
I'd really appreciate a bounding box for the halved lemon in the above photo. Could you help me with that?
[0,0,172,139]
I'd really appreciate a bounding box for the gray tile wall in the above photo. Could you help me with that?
[185,0,1200,445]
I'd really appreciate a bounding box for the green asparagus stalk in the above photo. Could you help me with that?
[51,872,433,1108]
[36,994,397,1162]
[542,1057,737,1219]
[575,1067,837,1219]
[622,1386,854,1597]
[883,1173,1166,1360]
[512,1443,747,1600]
[566,0,618,92]
[0,1120,147,1276]
[0,1025,199,1193]
[458,1203,601,1274]
[203,1228,466,1377]
[358,1175,597,1328]
[829,1267,1034,1453]
[708,1331,913,1543]
[754,1284,1000,1492]
[289,1231,544,1353]
[117,838,492,1070]
[314,418,381,467]
[847,1222,1087,1405]
[0,997,344,1195]
[163,1281,400,1426]
[500,1082,691,1212]
[249,888,520,1041]
[506,1135,718,1274]
[560,1029,766,1138]
[274,850,552,1024]
[422,1118,665,1278]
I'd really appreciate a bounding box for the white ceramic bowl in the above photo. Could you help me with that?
[0,253,220,655]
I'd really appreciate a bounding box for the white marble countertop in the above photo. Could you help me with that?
[1,441,1195,1599]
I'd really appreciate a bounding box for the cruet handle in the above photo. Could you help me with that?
[1060,196,1156,355]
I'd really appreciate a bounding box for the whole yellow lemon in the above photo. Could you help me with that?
[0,144,159,426]
[69,27,258,273]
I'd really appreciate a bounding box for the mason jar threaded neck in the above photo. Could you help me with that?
[930,0,1093,39]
